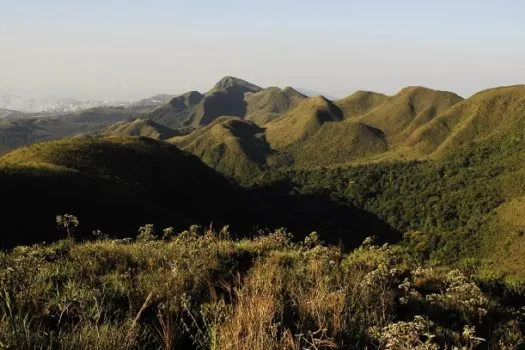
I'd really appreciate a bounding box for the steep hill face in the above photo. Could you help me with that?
[265,96,344,149]
[148,77,261,130]
[245,86,306,125]
[191,77,262,126]
[0,136,246,247]
[336,90,387,119]
[406,85,525,156]
[99,118,179,140]
[147,91,204,129]
[170,117,272,179]
[359,86,463,141]
[289,121,388,168]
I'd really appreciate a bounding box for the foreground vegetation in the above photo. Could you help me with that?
[1,223,525,349]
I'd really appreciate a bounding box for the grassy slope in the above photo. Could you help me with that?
[335,90,387,119]
[177,86,469,178]
[288,121,388,168]
[406,85,525,157]
[265,96,344,149]
[485,197,525,276]
[1,230,524,349]
[99,118,180,140]
[170,117,273,179]
[147,91,204,129]
[244,86,306,125]
[359,86,463,142]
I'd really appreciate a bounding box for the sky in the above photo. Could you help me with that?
[0,0,524,100]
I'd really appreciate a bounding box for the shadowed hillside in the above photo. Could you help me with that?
[193,76,262,126]
[0,135,399,249]
[0,136,247,248]
[170,117,273,179]
[147,91,204,129]
[148,77,261,130]
[4,82,525,273]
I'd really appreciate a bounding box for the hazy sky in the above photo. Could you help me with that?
[1,0,524,100]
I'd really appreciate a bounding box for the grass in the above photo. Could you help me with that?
[175,84,513,179]
[100,119,180,140]
[358,86,463,141]
[170,117,273,179]
[244,86,306,125]
[287,120,387,169]
[1,225,524,349]
[335,90,387,119]
[406,85,525,157]
[0,136,249,248]
[265,96,344,149]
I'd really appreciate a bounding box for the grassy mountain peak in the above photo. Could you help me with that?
[359,86,463,140]
[170,116,272,179]
[336,90,388,118]
[245,86,307,125]
[406,84,525,156]
[99,118,180,140]
[147,77,263,130]
[265,96,343,149]
[208,76,262,95]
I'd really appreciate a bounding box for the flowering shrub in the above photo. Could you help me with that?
[369,316,439,349]
[0,230,524,349]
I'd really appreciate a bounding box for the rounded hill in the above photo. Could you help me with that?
[0,136,245,247]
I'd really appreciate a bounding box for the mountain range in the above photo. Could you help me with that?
[1,76,525,278]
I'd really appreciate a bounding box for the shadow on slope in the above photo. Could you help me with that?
[0,135,400,250]
[170,117,273,179]
[249,177,401,248]
[0,136,249,248]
